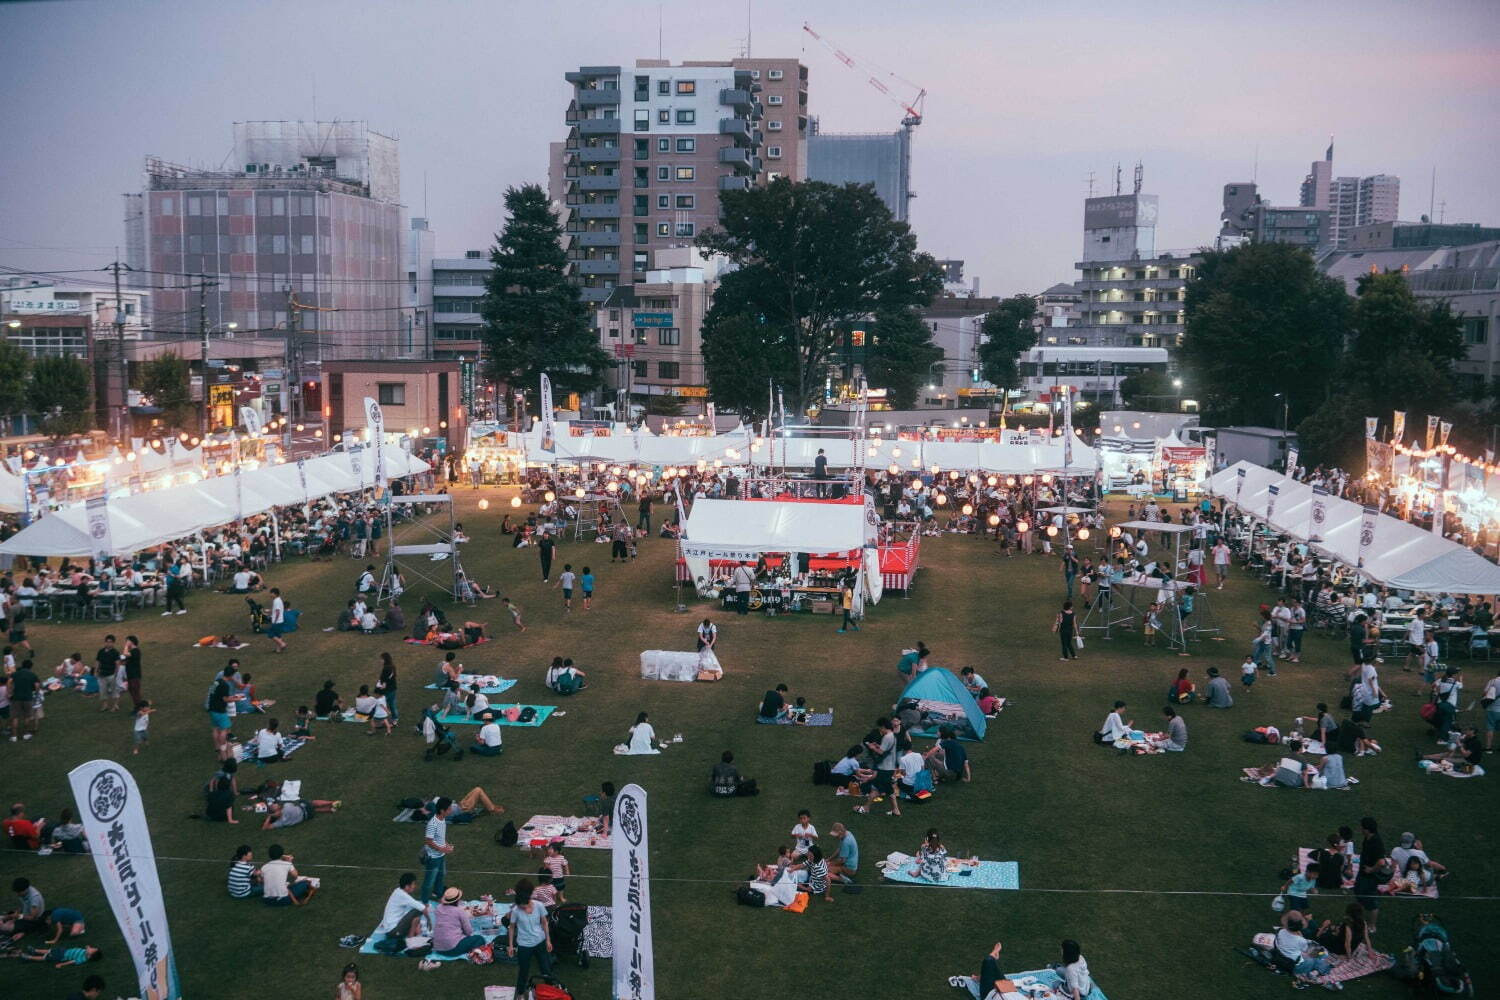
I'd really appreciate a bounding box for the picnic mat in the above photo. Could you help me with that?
[1419,761,1486,778]
[483,989,516,1000]
[516,815,612,850]
[237,736,309,764]
[424,676,518,696]
[1240,767,1357,788]
[1000,969,1108,1000]
[583,905,612,958]
[434,705,557,727]
[190,642,251,650]
[1326,944,1395,984]
[1296,848,1438,898]
[757,712,834,727]
[358,899,510,960]
[881,859,1019,890]
[403,636,492,647]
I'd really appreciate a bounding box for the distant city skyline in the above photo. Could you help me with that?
[1,0,1497,296]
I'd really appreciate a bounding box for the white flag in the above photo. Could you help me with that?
[1235,466,1246,505]
[1358,505,1379,568]
[364,397,387,489]
[1266,483,1280,523]
[1309,486,1329,541]
[540,374,557,453]
[1061,385,1073,467]
[612,783,656,1000]
[68,760,181,1000]
[86,496,112,566]
[296,457,309,504]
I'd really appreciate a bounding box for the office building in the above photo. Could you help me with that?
[1298,142,1399,247]
[405,217,435,358]
[806,120,912,222]
[593,247,717,412]
[552,57,807,305]
[1220,182,1329,251]
[124,121,405,420]
[1345,221,1500,251]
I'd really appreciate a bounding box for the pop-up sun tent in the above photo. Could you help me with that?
[897,667,987,741]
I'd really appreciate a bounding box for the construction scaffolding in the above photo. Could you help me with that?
[378,493,467,604]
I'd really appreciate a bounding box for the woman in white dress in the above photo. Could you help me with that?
[626,711,659,754]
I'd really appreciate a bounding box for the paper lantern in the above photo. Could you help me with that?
[961,504,974,516]
[892,447,902,457]
[910,478,923,490]
[544,491,556,502]
[948,470,959,480]
[1022,475,1034,486]
[606,481,619,493]
[936,494,948,506]
[1016,521,1029,533]
[1006,477,1016,487]
[510,496,522,508]
[1047,525,1059,537]
[1041,474,1053,485]
[986,476,998,486]
[575,488,586,498]
[1109,526,1121,538]
[478,499,490,510]
[1077,528,1090,540]
[888,464,899,475]
[988,514,1000,526]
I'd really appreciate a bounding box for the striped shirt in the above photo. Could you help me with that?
[542,854,568,880]
[227,861,257,898]
[806,859,828,895]
[422,816,448,859]
[531,883,558,907]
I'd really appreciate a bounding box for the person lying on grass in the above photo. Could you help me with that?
[21,944,101,967]
[260,798,342,830]
[411,788,504,823]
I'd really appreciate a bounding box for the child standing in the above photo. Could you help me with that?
[502,597,527,632]
[543,843,571,902]
[1240,654,1257,692]
[580,567,595,611]
[556,564,577,612]
[132,701,154,755]
[1281,863,1318,913]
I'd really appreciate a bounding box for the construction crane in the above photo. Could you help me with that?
[802,22,926,128]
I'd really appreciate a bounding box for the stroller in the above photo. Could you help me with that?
[1393,914,1475,996]
[246,597,267,634]
[548,902,592,968]
[420,706,463,762]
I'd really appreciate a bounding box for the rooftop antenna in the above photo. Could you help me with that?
[1429,166,1436,221]
[1084,170,1096,198]
[1114,163,1122,195]
[1438,200,1447,224]
[1133,161,1143,195]
[746,0,752,58]
[423,171,428,218]
[657,4,663,60]
[1252,143,1259,184]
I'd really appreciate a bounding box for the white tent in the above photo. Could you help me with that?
[0,463,26,514]
[680,498,871,558]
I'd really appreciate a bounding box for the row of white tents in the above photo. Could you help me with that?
[0,447,429,558]
[1209,461,1500,594]
[504,424,1099,476]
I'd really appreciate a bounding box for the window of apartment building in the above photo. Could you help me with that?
[675,80,696,94]
[657,109,671,124]
[634,110,650,131]
[633,166,649,188]
[1169,268,1180,279]
[658,327,681,346]
[657,79,671,96]
[658,362,680,379]
[767,172,782,182]
[657,194,670,209]
[675,222,695,237]
[634,75,650,95]
[768,94,783,105]
[609,309,621,321]
[656,222,671,236]
[657,166,670,181]
[300,235,315,254]
[1464,317,1489,345]
[633,251,649,271]
[767,120,783,131]
[655,138,669,153]
[675,195,695,209]
[377,383,406,406]
[766,146,782,158]
[675,109,696,124]
[159,197,174,215]
[849,329,866,347]
[186,234,202,253]
[634,195,649,216]
[768,69,784,79]
[633,138,649,158]
[187,196,202,215]
[676,138,695,152]
[675,166,695,180]
[631,361,648,378]
[634,223,649,243]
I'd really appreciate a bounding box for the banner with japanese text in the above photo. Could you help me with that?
[612,783,655,1000]
[364,396,387,489]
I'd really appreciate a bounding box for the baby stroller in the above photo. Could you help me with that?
[1392,914,1475,996]
[420,706,463,762]
[549,902,592,968]
[246,597,266,634]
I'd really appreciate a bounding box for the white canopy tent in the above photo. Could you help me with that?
[1208,460,1500,594]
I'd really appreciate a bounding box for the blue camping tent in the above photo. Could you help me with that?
[897,667,986,741]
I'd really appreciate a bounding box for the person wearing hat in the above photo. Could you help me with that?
[1204,666,1234,709]
[1096,701,1131,744]
[431,887,484,957]
[1390,832,1449,880]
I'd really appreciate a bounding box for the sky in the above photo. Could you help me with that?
[2,0,1498,296]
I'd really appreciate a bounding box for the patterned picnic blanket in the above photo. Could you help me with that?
[516,815,611,850]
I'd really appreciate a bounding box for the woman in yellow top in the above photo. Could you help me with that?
[837,583,859,633]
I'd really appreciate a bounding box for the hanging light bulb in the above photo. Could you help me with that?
[986,475,998,486]
[948,470,959,480]
[968,474,979,484]
[910,478,922,490]
[936,494,948,506]
[1109,525,1122,538]
[510,496,522,508]
[988,514,1000,526]
[544,491,555,502]
[1077,527,1091,540]
[961,503,974,516]
[575,488,586,498]
[1047,525,1059,537]
[1041,473,1053,485]
[1023,475,1034,486]
[606,481,619,493]
[1016,520,1030,533]
[930,464,940,475]
[1006,476,1016,487]
[888,464,899,475]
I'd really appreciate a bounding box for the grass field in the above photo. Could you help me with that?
[3,488,1497,1000]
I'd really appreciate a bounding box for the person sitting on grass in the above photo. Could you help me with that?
[976,687,1002,717]
[431,886,485,958]
[710,750,757,797]
[758,684,790,722]
[1096,701,1132,744]
[545,658,586,695]
[21,944,101,967]
[260,844,317,907]
[371,873,425,953]
[227,845,262,899]
[313,680,343,720]
[754,846,794,885]
[471,718,503,757]
[1204,666,1234,708]
[1146,706,1188,752]
[934,725,971,782]
[948,941,1026,999]
[253,719,287,762]
[41,907,85,945]
[354,686,392,735]
[1420,725,1484,774]
[45,809,86,855]
[790,844,832,903]
[825,823,859,884]
[1167,668,1196,704]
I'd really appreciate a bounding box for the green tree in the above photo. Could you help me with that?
[479,184,610,403]
[27,354,92,438]
[136,352,195,430]
[1119,370,1176,410]
[697,314,799,420]
[1294,393,1369,471]
[697,179,941,415]
[1345,271,1466,419]
[976,294,1038,391]
[0,338,31,419]
[1180,243,1349,427]
[863,308,943,410]
[645,392,685,418]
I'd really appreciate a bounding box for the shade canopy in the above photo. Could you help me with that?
[679,498,873,559]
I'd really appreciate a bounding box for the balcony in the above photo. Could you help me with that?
[578,231,622,248]
[577,89,620,107]
[578,118,620,136]
[577,259,620,275]
[719,88,755,111]
[578,175,621,192]
[718,147,753,169]
[580,286,613,303]
[576,203,620,219]
[719,117,752,144]
[565,66,621,83]
[719,175,752,193]
[579,146,619,164]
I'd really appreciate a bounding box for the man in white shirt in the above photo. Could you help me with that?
[472,719,503,757]
[357,566,376,593]
[373,873,426,949]
[268,588,288,653]
[261,844,316,906]
[1211,540,1231,589]
[1404,610,1427,672]
[1097,701,1131,743]
[1484,668,1500,750]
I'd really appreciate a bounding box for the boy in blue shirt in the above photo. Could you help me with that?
[580,567,595,611]
[1282,862,1318,913]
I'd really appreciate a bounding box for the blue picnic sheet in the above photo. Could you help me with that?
[424,677,518,696]
[358,900,511,960]
[1002,969,1108,1000]
[434,705,557,727]
[756,712,834,727]
[883,860,1019,890]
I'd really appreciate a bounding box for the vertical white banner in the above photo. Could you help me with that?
[1392,411,1406,446]
[1439,421,1452,449]
[85,496,113,566]
[349,445,364,488]
[68,760,180,1000]
[1364,417,1378,439]
[1425,415,1439,451]
[1309,486,1329,541]
[233,464,244,522]
[296,457,310,505]
[612,783,655,1000]
[1358,505,1379,569]
[1266,483,1279,523]
[1061,385,1073,468]
[1235,466,1246,505]
[1285,447,1299,477]
[364,396,387,489]
[539,374,557,453]
[239,405,263,436]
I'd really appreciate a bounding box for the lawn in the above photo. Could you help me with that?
[3,488,1497,1000]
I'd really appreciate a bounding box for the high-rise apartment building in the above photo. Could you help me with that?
[124,121,405,419]
[1298,142,1399,247]
[552,57,807,306]
[806,120,912,222]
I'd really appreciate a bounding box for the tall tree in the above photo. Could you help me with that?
[479,184,610,403]
[697,179,941,415]
[698,314,799,420]
[976,294,1038,392]
[0,339,31,420]
[1344,271,1466,420]
[1179,243,1350,427]
[28,354,92,438]
[863,308,943,410]
[1119,370,1176,410]
[136,352,195,431]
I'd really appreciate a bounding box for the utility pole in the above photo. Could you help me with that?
[199,275,210,436]
[285,285,300,425]
[108,258,131,441]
